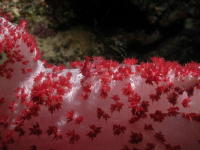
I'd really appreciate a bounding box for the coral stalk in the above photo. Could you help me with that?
[0,17,200,150]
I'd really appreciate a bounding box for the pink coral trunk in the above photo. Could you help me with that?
[0,17,200,150]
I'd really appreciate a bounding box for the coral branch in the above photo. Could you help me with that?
[0,17,200,150]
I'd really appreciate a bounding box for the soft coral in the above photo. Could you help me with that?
[0,17,200,150]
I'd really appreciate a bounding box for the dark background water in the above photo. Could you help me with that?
[47,0,200,63]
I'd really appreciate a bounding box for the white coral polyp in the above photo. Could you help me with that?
[0,17,200,150]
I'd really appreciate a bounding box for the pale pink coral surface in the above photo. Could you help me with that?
[0,17,200,150]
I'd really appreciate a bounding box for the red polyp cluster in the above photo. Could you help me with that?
[0,17,200,150]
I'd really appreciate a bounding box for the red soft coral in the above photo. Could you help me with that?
[0,17,200,150]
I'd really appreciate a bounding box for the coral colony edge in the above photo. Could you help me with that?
[0,17,200,150]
